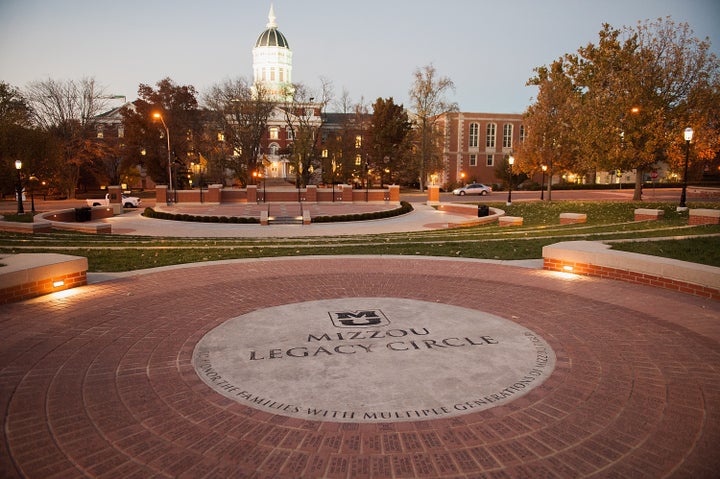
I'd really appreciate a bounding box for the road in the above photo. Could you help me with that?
[0,186,717,215]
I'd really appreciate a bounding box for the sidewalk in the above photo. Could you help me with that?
[106,202,485,237]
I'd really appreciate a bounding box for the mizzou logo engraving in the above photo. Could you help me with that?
[329,309,390,328]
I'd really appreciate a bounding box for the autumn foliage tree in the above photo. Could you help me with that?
[522,17,720,200]
[122,78,202,188]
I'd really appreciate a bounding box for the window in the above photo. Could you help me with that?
[355,154,362,166]
[118,126,124,138]
[469,123,479,148]
[305,108,314,117]
[269,127,279,140]
[486,123,496,148]
[270,68,276,81]
[279,69,284,82]
[355,135,362,149]
[286,127,294,140]
[269,143,279,155]
[503,124,513,149]
[96,126,104,139]
[469,154,477,166]
[321,149,328,158]
[519,125,526,143]
[217,131,225,142]
[486,154,494,167]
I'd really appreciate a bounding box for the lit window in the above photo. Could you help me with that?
[322,149,328,158]
[503,124,513,149]
[217,132,225,142]
[469,123,479,148]
[269,127,279,140]
[96,126,104,139]
[355,154,362,166]
[486,123,496,148]
[355,135,362,148]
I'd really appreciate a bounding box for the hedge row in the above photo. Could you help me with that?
[142,208,260,224]
[142,202,413,224]
[312,202,413,223]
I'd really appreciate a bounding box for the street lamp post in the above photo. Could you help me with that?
[152,113,173,204]
[14,160,24,215]
[506,154,515,205]
[679,127,694,209]
[540,164,547,200]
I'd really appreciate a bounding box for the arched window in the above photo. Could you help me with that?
[269,143,279,155]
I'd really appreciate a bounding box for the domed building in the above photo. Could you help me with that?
[252,4,293,102]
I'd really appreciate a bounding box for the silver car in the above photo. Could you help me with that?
[452,183,492,196]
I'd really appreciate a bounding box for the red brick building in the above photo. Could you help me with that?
[435,112,525,187]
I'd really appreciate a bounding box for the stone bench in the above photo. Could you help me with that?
[0,253,88,304]
[634,208,664,221]
[689,208,720,225]
[499,216,523,227]
[559,213,587,224]
[542,240,719,300]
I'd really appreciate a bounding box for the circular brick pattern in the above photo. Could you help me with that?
[1,257,719,478]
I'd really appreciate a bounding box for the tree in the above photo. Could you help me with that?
[369,97,412,186]
[122,78,202,188]
[525,18,720,200]
[203,78,276,186]
[408,64,458,191]
[518,60,583,200]
[280,78,333,187]
[24,77,112,197]
[0,82,58,196]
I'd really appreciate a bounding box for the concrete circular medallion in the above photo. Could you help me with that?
[193,298,555,422]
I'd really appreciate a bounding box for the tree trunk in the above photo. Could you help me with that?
[633,168,643,201]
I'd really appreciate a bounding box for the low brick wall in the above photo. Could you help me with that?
[634,208,664,221]
[560,213,587,224]
[0,253,88,304]
[689,208,720,225]
[37,207,113,234]
[499,216,523,227]
[0,220,52,233]
[542,241,719,300]
[434,203,503,226]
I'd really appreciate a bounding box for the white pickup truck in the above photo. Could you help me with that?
[86,193,142,208]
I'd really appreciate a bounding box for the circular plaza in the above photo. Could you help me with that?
[1,246,719,477]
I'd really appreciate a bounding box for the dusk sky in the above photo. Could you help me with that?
[1,0,718,114]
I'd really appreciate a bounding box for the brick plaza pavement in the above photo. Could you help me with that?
[1,255,719,478]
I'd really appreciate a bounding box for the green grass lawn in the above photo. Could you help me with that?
[1,201,718,272]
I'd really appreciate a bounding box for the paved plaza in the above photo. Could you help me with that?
[1,205,719,478]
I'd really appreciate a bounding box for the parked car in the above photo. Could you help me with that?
[452,183,492,196]
[86,193,142,208]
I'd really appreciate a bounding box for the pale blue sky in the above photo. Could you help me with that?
[1,0,718,113]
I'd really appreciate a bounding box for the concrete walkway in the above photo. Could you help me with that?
[104,203,485,238]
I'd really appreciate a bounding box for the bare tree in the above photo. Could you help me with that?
[204,78,276,185]
[279,78,333,187]
[408,64,457,191]
[24,77,111,197]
